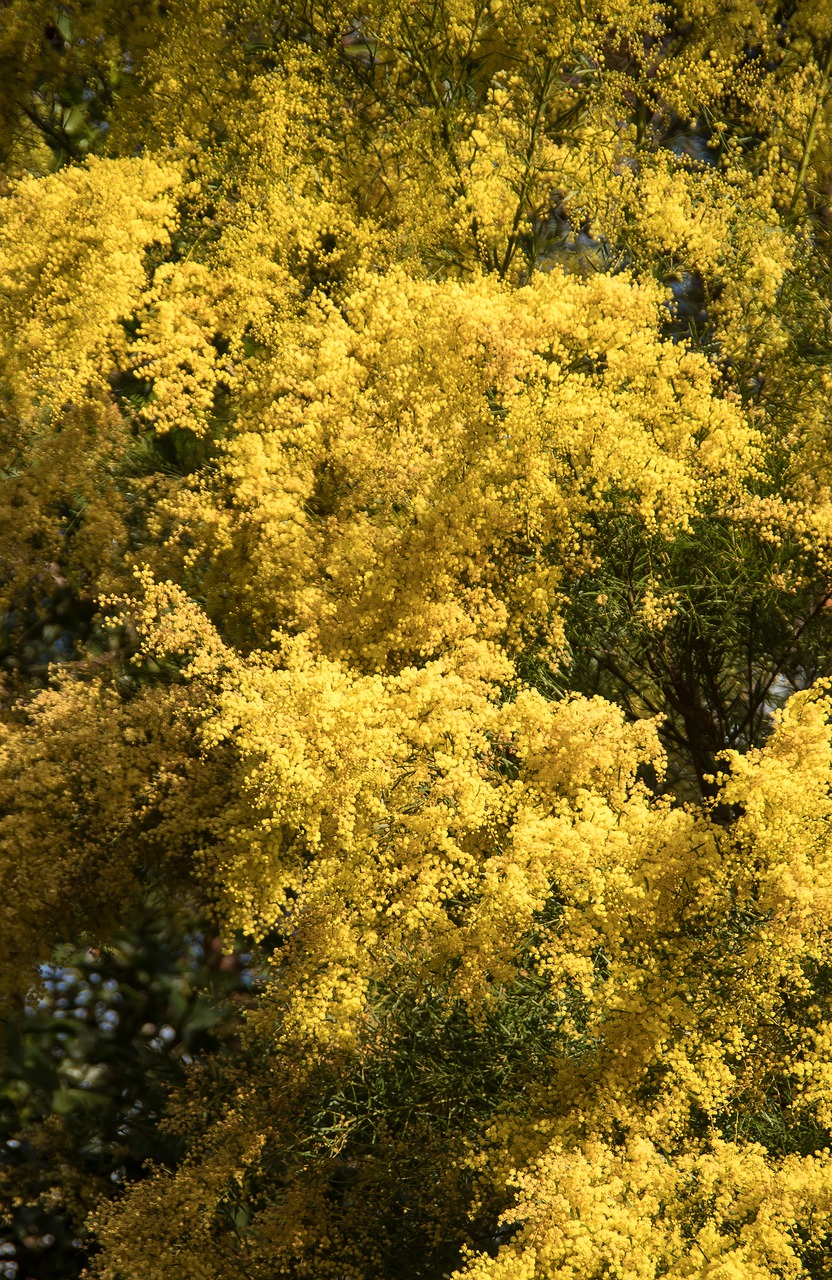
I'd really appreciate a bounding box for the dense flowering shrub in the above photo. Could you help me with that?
[3,2,832,1276]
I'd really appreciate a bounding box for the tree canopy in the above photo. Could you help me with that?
[3,2,832,1277]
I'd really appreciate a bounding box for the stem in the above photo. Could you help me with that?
[789,36,832,215]
[500,58,556,278]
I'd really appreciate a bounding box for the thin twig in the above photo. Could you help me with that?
[789,36,832,214]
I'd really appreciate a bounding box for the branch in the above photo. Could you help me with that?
[789,36,832,214]
[21,102,80,159]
